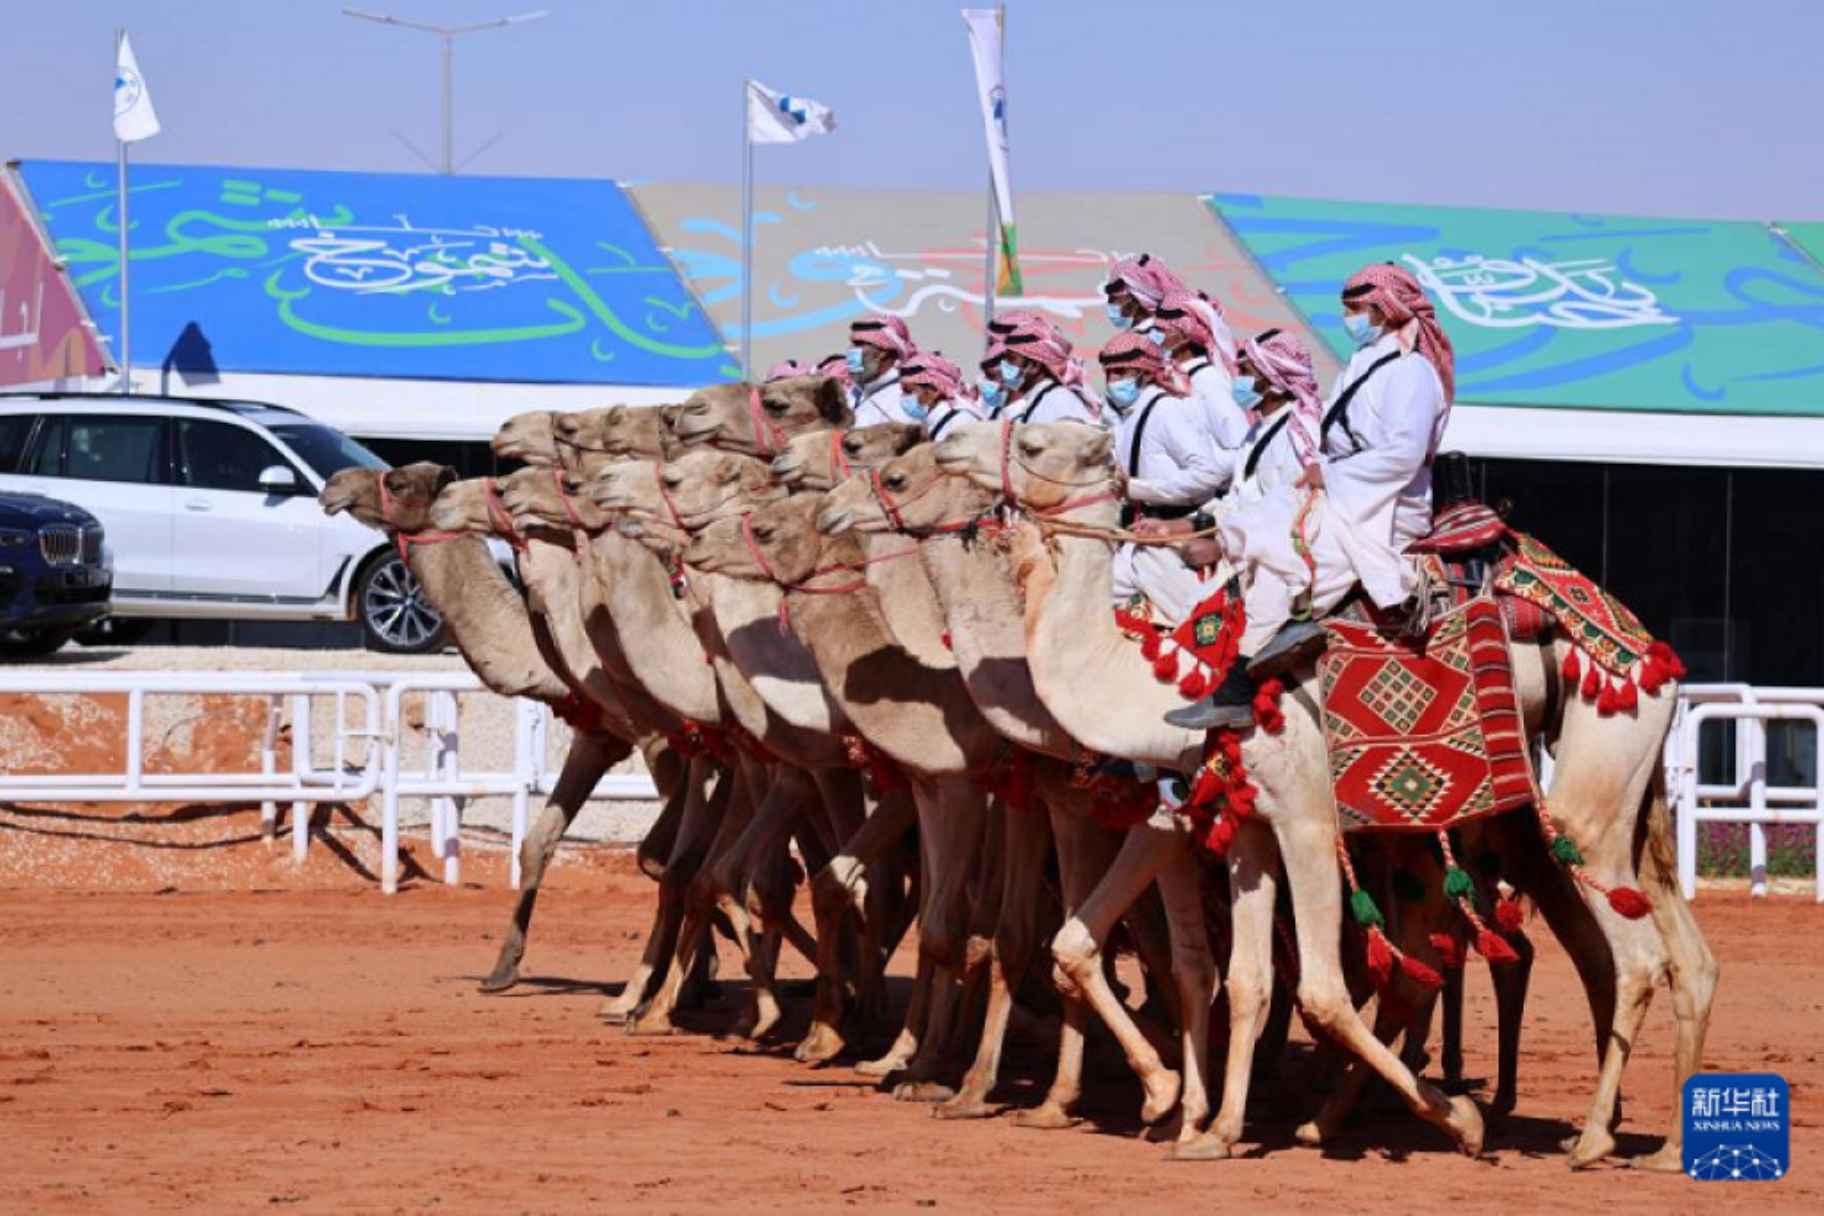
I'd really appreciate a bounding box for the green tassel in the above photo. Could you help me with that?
[1350,887,1384,929]
[1391,869,1427,904]
[1443,865,1474,901]
[1550,834,1585,867]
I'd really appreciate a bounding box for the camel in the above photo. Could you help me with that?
[929,420,1714,1166]
[666,376,853,458]
[318,463,661,997]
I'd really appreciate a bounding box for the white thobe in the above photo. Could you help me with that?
[1183,359,1251,456]
[922,395,984,441]
[1110,387,1221,626]
[1221,331,1448,652]
[993,380,1105,429]
[851,374,920,427]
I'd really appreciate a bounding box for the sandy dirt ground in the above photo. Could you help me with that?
[3,863,1818,1214]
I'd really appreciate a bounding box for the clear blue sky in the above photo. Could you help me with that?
[5,0,1820,219]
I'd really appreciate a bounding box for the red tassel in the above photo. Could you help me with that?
[1203,813,1237,856]
[1475,928,1522,965]
[1596,679,1619,715]
[1616,679,1639,711]
[1607,886,1652,919]
[1178,669,1208,700]
[1153,652,1179,682]
[1494,895,1525,933]
[1252,677,1286,734]
[1428,931,1466,969]
[1140,632,1161,661]
[1639,658,1666,695]
[1560,649,1580,684]
[1365,926,1395,987]
[1400,953,1444,990]
[1651,641,1687,680]
[940,630,953,652]
[1580,663,1600,701]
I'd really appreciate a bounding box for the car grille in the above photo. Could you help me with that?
[81,524,104,565]
[39,524,80,566]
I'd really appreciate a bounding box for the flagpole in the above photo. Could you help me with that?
[983,176,997,333]
[740,78,754,382]
[115,27,131,394]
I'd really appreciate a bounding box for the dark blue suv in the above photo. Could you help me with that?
[0,490,112,658]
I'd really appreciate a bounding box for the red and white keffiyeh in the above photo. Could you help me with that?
[1098,330,1190,396]
[1342,263,1455,403]
[849,313,915,359]
[1241,327,1324,469]
[1154,289,1238,375]
[1105,254,1188,311]
[765,358,811,382]
[901,350,978,403]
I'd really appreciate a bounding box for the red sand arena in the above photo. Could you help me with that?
[1,806,1818,1214]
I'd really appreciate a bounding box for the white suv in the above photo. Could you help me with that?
[0,392,446,653]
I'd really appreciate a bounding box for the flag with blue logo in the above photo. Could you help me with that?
[962,8,1022,295]
[747,81,835,145]
[113,33,161,144]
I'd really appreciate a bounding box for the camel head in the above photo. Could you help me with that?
[586,459,664,518]
[817,443,997,537]
[934,421,1116,514]
[493,410,561,466]
[771,423,925,491]
[427,476,506,536]
[495,466,610,536]
[320,462,456,532]
[666,376,852,457]
[683,495,841,586]
[556,405,669,475]
[658,450,785,530]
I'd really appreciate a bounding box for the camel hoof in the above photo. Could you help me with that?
[894,1081,955,1103]
[1632,1145,1684,1173]
[598,994,641,1024]
[933,1096,996,1121]
[1167,1133,1234,1162]
[1294,1119,1326,1147]
[1012,1103,1078,1131]
[794,1024,845,1065]
[476,966,519,994]
[746,1008,782,1042]
[1567,1126,1617,1170]
[1140,1069,1182,1125]
[854,1054,909,1079]
[626,1014,681,1038]
[1446,1095,1485,1157]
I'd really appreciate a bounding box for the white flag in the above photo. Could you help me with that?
[113,33,161,143]
[962,8,1022,293]
[747,80,835,145]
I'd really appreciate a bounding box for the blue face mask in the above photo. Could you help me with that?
[1105,301,1132,331]
[997,358,1024,386]
[903,395,931,422]
[1342,313,1382,348]
[980,378,1007,411]
[846,348,867,376]
[1231,375,1263,411]
[1106,378,1141,409]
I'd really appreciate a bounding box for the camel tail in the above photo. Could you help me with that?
[1635,760,1681,896]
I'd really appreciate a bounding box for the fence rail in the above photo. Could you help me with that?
[0,670,658,894]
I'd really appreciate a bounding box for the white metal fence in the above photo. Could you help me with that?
[0,670,658,894]
[1665,684,1824,902]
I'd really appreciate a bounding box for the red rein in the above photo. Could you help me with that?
[377,474,462,563]
[748,386,787,456]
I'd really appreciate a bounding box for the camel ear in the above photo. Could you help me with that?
[432,464,458,496]
[815,376,854,426]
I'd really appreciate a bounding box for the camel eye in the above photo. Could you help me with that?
[753,525,775,542]
[1019,440,1044,459]
[885,473,907,491]
[762,396,789,416]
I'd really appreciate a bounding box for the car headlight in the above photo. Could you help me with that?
[0,529,31,548]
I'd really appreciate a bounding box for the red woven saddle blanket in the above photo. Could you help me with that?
[1319,596,1536,833]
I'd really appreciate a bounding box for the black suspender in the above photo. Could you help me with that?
[928,407,963,440]
[1124,390,1165,477]
[1242,412,1293,481]
[1320,350,1402,453]
[1015,381,1064,424]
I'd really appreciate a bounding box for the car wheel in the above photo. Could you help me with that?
[75,617,156,647]
[0,623,84,660]
[355,553,447,654]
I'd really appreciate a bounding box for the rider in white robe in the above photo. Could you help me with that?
[980,309,1106,428]
[846,314,925,427]
[897,350,986,441]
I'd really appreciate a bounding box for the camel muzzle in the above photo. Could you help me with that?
[815,505,852,535]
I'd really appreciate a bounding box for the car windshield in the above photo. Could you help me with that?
[269,423,388,479]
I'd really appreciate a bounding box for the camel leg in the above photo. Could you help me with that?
[634,744,689,881]
[731,774,822,1041]
[601,755,724,1021]
[629,761,758,1035]
[1173,819,1280,1160]
[1630,770,1718,1172]
[1156,846,1217,1145]
[1441,965,1465,1087]
[1489,928,1534,1116]
[893,778,988,1103]
[1272,814,1483,1156]
[937,799,1053,1119]
[479,731,629,992]
[1046,823,1185,1126]
[801,785,916,1063]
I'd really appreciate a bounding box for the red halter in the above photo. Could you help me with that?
[995,416,1122,519]
[829,428,853,482]
[748,386,787,457]
[551,467,586,529]
[482,477,527,553]
[378,474,462,563]
[652,461,690,531]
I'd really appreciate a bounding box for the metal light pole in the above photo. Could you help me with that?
[341,8,547,174]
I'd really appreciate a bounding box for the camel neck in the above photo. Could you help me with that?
[407,538,570,703]
[594,533,721,725]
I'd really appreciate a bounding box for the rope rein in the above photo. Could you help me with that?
[378,476,464,563]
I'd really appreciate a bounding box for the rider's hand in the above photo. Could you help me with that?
[1296,463,1326,490]
[1132,517,1185,538]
